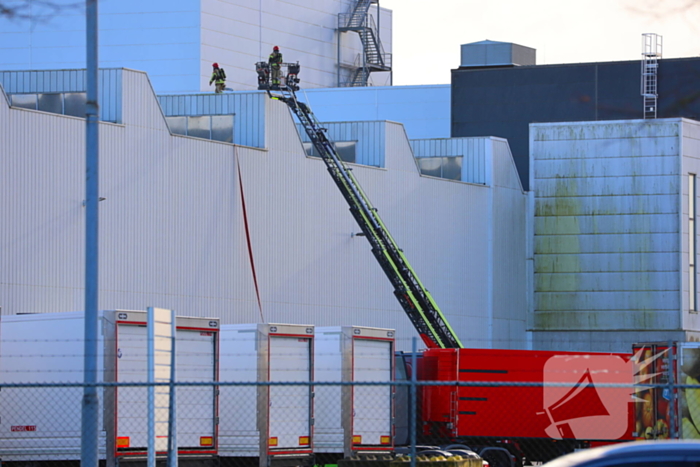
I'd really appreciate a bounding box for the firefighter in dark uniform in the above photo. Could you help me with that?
[269,46,283,86]
[209,63,226,93]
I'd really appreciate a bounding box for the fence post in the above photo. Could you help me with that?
[148,310,156,467]
[168,316,178,467]
[668,341,677,439]
[410,337,417,467]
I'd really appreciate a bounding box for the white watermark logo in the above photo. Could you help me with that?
[541,353,648,440]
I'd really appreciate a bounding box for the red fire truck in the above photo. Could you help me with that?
[415,348,635,466]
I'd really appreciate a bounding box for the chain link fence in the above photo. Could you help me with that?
[0,322,698,467]
[0,378,694,467]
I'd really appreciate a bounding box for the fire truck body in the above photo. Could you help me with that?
[417,348,634,463]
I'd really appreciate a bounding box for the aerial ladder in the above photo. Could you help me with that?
[255,62,463,350]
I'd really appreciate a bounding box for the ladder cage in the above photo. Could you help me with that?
[641,33,663,119]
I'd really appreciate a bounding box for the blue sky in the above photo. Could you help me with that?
[382,0,700,85]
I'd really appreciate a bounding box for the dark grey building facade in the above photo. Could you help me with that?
[451,57,700,189]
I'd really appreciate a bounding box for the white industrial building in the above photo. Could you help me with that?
[0,68,528,351]
[0,0,393,93]
[531,118,700,351]
[4,2,700,353]
[6,67,700,353]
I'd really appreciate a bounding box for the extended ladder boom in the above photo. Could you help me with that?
[271,87,463,349]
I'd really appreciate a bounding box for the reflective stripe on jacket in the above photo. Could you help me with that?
[269,52,283,67]
[211,69,225,84]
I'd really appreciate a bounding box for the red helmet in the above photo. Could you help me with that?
[273,46,279,51]
[212,62,219,68]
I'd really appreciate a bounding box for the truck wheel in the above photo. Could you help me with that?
[480,449,513,467]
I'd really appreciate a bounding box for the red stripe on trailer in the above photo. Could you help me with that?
[352,336,395,342]
[117,449,217,456]
[177,326,220,332]
[115,322,219,332]
[177,449,217,455]
[268,333,312,338]
[268,449,313,455]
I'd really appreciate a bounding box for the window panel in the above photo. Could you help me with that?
[303,142,316,157]
[187,116,211,139]
[691,175,696,217]
[11,93,38,110]
[304,141,356,163]
[64,92,87,118]
[166,117,187,136]
[335,141,356,164]
[211,115,233,143]
[691,264,696,312]
[417,156,463,181]
[37,93,63,114]
[691,174,697,312]
[442,156,463,181]
[417,158,441,178]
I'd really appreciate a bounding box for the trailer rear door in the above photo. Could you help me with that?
[114,315,219,455]
[269,336,312,450]
[176,328,217,451]
[116,323,150,450]
[353,338,392,446]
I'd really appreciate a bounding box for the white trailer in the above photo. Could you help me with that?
[218,323,314,467]
[0,310,220,465]
[314,326,395,461]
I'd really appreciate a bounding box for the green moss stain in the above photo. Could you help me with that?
[535,174,582,329]
[535,123,675,331]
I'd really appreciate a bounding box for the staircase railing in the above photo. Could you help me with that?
[363,14,388,67]
[337,0,390,87]
[338,0,373,28]
[340,54,368,87]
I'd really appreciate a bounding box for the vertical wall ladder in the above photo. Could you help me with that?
[641,33,663,119]
[270,87,462,349]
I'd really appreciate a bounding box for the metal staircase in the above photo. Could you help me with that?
[266,84,461,349]
[641,33,662,119]
[338,0,392,87]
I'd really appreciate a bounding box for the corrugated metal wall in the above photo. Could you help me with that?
[0,81,8,106]
[296,120,386,167]
[410,137,490,185]
[383,123,496,348]
[158,92,266,148]
[491,138,528,348]
[0,95,87,311]
[531,119,684,352]
[0,69,529,351]
[0,68,123,123]
[681,120,700,334]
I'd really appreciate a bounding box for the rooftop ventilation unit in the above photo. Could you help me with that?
[459,40,536,68]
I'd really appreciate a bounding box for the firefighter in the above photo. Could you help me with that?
[209,63,226,93]
[268,46,283,86]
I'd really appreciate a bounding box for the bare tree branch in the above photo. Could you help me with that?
[625,0,700,18]
[0,1,83,21]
